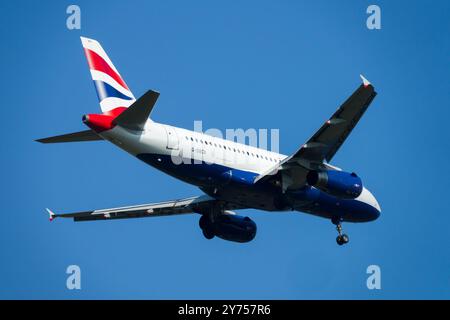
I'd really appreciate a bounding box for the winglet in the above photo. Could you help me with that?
[360,74,371,87]
[46,208,56,222]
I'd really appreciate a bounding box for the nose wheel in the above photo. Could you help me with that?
[332,217,349,246]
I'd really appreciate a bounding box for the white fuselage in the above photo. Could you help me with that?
[99,120,288,176]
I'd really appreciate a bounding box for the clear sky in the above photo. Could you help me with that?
[0,0,449,299]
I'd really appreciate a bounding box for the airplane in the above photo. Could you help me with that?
[37,37,380,246]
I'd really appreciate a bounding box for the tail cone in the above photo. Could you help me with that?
[82,107,126,133]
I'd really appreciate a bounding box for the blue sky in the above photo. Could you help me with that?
[0,0,449,299]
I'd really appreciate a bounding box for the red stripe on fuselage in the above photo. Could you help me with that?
[84,49,129,91]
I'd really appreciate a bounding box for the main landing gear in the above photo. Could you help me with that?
[332,217,349,246]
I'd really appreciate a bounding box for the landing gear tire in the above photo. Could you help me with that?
[332,217,349,246]
[336,234,349,246]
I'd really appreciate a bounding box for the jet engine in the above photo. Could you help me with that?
[199,213,257,243]
[306,170,363,199]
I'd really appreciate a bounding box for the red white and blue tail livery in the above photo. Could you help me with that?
[37,37,381,246]
[81,37,135,112]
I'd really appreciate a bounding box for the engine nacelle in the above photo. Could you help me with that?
[306,170,363,199]
[199,214,257,243]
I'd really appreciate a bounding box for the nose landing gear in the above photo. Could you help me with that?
[332,217,349,246]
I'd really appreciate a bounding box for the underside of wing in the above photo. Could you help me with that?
[295,75,377,163]
[47,195,245,222]
[254,75,377,189]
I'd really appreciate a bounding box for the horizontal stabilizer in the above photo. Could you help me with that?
[113,90,160,131]
[36,129,102,143]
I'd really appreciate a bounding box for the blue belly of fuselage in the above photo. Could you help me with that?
[136,153,379,223]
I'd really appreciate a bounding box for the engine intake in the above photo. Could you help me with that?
[306,170,363,199]
[199,214,257,243]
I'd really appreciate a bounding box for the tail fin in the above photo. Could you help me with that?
[81,37,136,113]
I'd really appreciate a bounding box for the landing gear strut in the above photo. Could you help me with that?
[332,217,349,246]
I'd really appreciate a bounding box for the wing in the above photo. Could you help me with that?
[46,195,244,222]
[255,75,377,189]
[293,75,377,163]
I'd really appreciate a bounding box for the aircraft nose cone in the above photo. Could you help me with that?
[373,197,381,214]
[372,205,381,221]
[357,187,381,221]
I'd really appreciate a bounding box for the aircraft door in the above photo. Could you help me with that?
[164,126,179,150]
